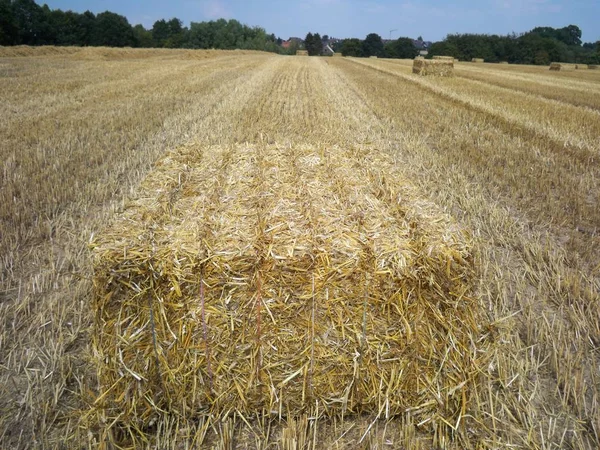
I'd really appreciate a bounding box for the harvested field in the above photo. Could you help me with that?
[2,46,600,449]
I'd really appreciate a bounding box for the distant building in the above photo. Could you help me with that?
[282,37,304,49]
[413,39,432,50]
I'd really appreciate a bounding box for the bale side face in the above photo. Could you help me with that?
[412,58,454,77]
[472,58,484,63]
[296,50,308,56]
[589,65,599,70]
[92,143,487,434]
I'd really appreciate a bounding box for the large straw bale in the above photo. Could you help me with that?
[471,58,484,63]
[296,50,308,56]
[575,64,588,70]
[549,62,576,71]
[412,58,454,77]
[92,143,488,436]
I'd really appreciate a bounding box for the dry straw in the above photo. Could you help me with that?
[499,61,509,64]
[432,56,454,61]
[471,58,484,63]
[412,58,454,77]
[370,55,378,59]
[575,64,588,70]
[91,143,489,439]
[333,53,343,57]
[0,45,259,60]
[296,50,309,56]
[588,65,599,70]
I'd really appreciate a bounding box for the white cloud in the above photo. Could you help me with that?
[193,0,231,19]
[495,0,562,14]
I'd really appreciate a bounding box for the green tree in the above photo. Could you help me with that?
[151,19,170,47]
[340,38,362,57]
[92,11,134,47]
[305,32,322,56]
[385,37,418,59]
[11,0,52,45]
[133,24,153,48]
[428,40,459,59]
[77,10,96,46]
[362,33,384,57]
[48,9,90,46]
[0,0,18,45]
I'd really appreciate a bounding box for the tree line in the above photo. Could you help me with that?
[0,0,281,52]
[427,25,599,64]
[1,1,598,65]
[326,26,599,64]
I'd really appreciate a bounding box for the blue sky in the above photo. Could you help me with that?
[40,0,600,43]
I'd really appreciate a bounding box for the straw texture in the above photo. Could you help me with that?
[412,59,454,77]
[92,143,486,434]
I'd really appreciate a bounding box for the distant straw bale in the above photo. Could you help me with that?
[589,65,599,70]
[575,64,588,70]
[499,61,509,64]
[333,52,343,57]
[92,143,488,436]
[296,50,308,56]
[370,55,378,59]
[471,58,484,63]
[412,58,454,77]
[549,62,577,71]
[432,56,454,61]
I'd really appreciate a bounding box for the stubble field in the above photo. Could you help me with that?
[1,47,599,449]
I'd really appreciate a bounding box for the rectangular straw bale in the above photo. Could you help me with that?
[575,64,588,70]
[499,61,509,64]
[296,50,308,56]
[549,62,575,71]
[333,52,343,57]
[588,65,599,70]
[412,58,454,77]
[369,55,378,59]
[432,56,454,61]
[91,143,488,437]
[471,58,484,63]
